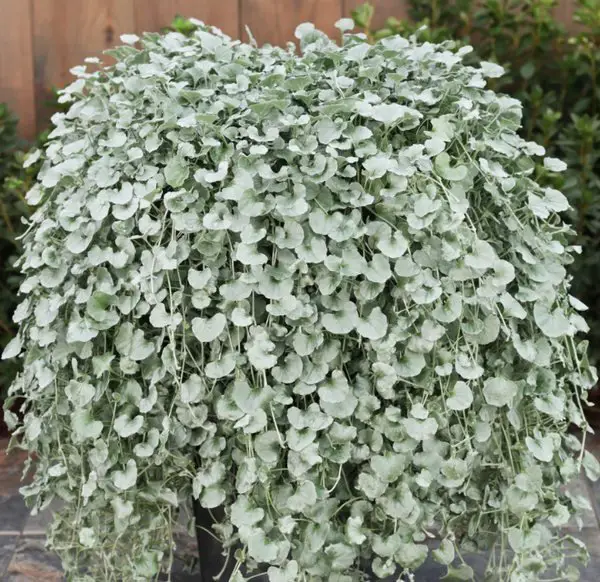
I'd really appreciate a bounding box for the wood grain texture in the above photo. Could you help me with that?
[343,0,409,31]
[0,0,36,140]
[32,0,136,132]
[134,0,240,39]
[241,0,343,46]
[554,0,578,31]
[5,0,583,139]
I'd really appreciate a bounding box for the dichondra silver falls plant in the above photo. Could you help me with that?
[2,17,599,582]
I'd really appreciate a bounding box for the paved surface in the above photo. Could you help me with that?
[3,436,600,581]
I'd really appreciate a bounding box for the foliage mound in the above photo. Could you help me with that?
[3,19,599,582]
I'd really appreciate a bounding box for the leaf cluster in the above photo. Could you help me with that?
[354,0,600,364]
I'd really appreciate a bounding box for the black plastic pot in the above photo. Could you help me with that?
[584,383,600,430]
[193,500,236,582]
[191,501,399,581]
[192,500,270,581]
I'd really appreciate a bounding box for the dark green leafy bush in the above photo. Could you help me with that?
[0,98,61,410]
[0,104,30,404]
[353,0,600,362]
[0,104,20,339]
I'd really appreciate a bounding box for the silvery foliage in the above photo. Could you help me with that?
[2,16,599,582]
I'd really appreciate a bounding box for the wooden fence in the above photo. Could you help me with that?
[0,0,578,141]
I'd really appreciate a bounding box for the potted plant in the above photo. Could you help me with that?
[3,18,598,582]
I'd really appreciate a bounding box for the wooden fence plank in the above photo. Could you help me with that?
[555,0,577,30]
[6,0,580,139]
[0,0,36,140]
[32,0,136,132]
[134,0,240,39]
[241,0,343,46]
[343,0,409,31]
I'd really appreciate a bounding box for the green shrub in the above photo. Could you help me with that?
[3,20,598,581]
[0,103,18,174]
[354,0,600,363]
[0,105,50,407]
[0,104,21,355]
[166,14,199,36]
[0,106,31,403]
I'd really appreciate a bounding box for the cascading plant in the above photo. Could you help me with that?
[2,17,599,582]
